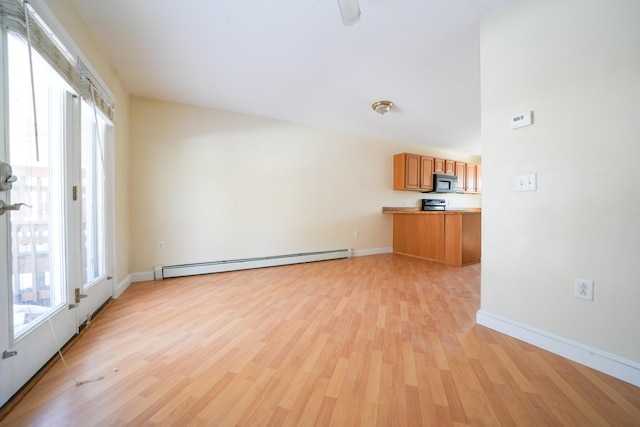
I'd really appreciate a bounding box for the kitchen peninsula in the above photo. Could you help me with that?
[383,208,481,266]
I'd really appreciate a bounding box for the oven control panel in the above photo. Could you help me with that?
[422,199,446,211]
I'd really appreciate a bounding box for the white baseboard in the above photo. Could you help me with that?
[476,309,640,387]
[131,271,155,283]
[114,274,132,298]
[352,247,393,257]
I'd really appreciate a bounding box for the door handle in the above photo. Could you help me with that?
[2,350,18,359]
[0,200,31,216]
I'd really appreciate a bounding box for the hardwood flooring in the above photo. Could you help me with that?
[1,254,639,426]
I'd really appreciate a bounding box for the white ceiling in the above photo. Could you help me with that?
[73,0,511,156]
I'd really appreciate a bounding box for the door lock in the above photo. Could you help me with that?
[0,161,18,191]
[0,200,31,216]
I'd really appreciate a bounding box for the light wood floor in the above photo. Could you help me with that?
[1,254,639,426]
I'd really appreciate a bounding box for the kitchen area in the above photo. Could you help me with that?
[384,153,482,266]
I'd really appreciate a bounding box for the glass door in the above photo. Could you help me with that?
[74,101,112,325]
[0,31,78,406]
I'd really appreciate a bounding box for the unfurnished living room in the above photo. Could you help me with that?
[1,0,639,425]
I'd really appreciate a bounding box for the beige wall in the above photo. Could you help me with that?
[41,0,131,287]
[481,0,640,363]
[130,97,481,273]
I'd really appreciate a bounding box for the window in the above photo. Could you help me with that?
[81,101,107,287]
[7,31,68,336]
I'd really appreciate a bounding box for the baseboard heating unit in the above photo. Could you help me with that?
[154,248,352,280]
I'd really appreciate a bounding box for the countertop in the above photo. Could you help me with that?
[382,207,481,214]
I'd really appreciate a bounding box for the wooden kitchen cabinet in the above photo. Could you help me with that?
[444,213,481,266]
[434,158,455,175]
[394,153,420,190]
[466,163,477,193]
[394,153,480,193]
[453,161,482,193]
[434,158,445,174]
[392,213,446,262]
[455,162,466,192]
[463,163,482,193]
[420,156,434,190]
[394,153,434,191]
[445,160,455,175]
[388,211,481,266]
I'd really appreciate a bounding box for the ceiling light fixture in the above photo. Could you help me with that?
[337,0,361,26]
[372,100,394,115]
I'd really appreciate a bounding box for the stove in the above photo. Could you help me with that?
[422,199,447,211]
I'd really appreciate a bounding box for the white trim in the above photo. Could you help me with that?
[113,274,132,298]
[476,309,640,387]
[352,247,393,257]
[131,271,155,283]
[105,124,116,297]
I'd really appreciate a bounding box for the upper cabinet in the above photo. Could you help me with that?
[395,153,481,194]
[435,158,455,176]
[466,164,477,193]
[455,162,466,192]
[456,161,482,193]
[464,163,482,193]
[394,153,434,192]
[420,156,435,191]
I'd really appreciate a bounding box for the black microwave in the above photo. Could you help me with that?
[432,174,457,193]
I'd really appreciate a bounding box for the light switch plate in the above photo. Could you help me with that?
[515,173,537,191]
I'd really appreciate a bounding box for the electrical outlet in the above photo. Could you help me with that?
[157,241,165,251]
[574,278,594,301]
[354,231,360,239]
